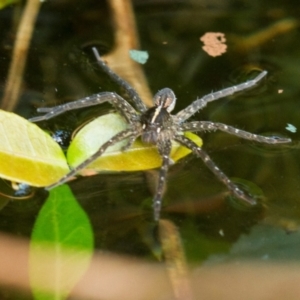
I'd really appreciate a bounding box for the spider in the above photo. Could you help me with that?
[30,47,291,221]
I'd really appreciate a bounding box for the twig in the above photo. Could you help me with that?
[159,219,194,300]
[234,18,298,53]
[104,0,153,107]
[1,0,42,111]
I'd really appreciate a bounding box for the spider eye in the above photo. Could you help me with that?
[153,88,176,112]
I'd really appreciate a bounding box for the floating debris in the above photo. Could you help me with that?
[129,49,149,64]
[286,123,297,133]
[200,32,227,57]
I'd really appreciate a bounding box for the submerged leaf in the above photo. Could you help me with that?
[205,224,300,264]
[67,113,202,173]
[0,0,19,10]
[0,110,69,186]
[30,185,94,300]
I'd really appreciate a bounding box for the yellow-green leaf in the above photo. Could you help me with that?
[67,113,202,172]
[0,110,69,186]
[30,185,94,300]
[0,0,19,10]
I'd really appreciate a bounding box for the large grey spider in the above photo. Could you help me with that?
[30,48,291,221]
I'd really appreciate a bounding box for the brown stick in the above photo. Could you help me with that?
[104,0,153,107]
[1,0,42,111]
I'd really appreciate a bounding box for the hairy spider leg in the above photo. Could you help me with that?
[92,47,147,113]
[180,121,291,144]
[45,128,138,190]
[29,49,291,221]
[153,140,172,221]
[121,134,139,152]
[175,71,267,123]
[29,92,139,123]
[175,135,256,205]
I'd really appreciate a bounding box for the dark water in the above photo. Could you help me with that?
[1,0,300,298]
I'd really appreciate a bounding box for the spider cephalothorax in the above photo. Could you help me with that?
[141,88,176,144]
[30,47,291,221]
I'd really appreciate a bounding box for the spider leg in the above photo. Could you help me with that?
[175,135,257,206]
[121,134,137,151]
[92,47,147,113]
[153,140,172,221]
[180,121,291,144]
[46,128,138,190]
[175,71,267,122]
[29,92,138,123]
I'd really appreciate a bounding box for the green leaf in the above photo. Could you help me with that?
[0,0,19,10]
[0,110,69,186]
[67,113,203,172]
[30,185,94,300]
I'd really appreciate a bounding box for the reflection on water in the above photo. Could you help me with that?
[204,86,300,230]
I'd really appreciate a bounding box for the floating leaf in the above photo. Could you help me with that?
[30,185,94,300]
[67,113,202,173]
[0,110,69,186]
